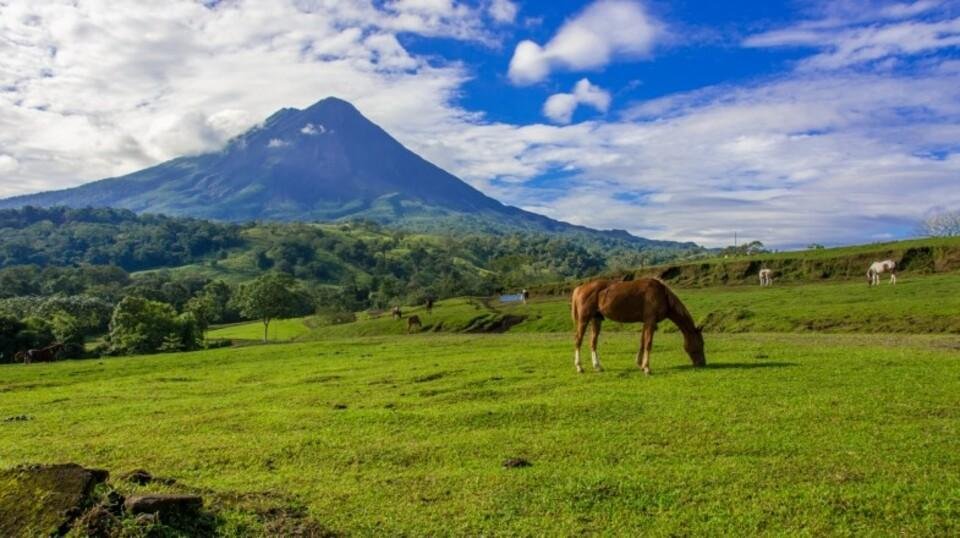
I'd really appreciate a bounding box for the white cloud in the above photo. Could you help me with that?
[543,78,611,124]
[301,123,326,135]
[508,0,661,85]
[487,0,518,24]
[266,138,290,148]
[745,10,960,70]
[0,155,19,174]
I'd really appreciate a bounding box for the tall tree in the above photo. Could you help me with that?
[233,273,301,342]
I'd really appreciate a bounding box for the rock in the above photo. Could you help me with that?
[0,463,109,537]
[124,493,203,516]
[502,457,532,469]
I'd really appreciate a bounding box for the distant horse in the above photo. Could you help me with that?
[24,342,65,364]
[521,289,529,304]
[392,306,402,320]
[867,260,897,286]
[407,315,422,333]
[571,279,706,375]
[425,298,434,313]
[759,268,773,286]
[13,351,27,364]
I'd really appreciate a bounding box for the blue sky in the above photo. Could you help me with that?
[1,0,959,247]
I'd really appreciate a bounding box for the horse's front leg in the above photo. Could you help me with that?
[590,317,604,372]
[638,322,656,375]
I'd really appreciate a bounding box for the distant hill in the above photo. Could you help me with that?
[0,97,694,250]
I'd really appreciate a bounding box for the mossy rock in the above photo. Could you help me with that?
[0,463,108,537]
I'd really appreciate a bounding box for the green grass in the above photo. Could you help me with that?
[208,317,316,341]
[2,332,959,535]
[214,272,960,340]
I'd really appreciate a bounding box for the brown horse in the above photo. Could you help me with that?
[392,306,402,320]
[24,342,65,365]
[407,315,422,333]
[571,278,705,374]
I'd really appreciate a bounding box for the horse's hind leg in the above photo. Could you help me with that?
[590,317,604,372]
[574,317,588,374]
[638,322,656,375]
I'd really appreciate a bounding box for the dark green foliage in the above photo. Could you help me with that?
[108,296,200,355]
[0,316,55,363]
[0,207,242,271]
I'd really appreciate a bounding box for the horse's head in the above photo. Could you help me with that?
[684,325,706,367]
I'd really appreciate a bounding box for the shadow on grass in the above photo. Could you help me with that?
[666,361,797,371]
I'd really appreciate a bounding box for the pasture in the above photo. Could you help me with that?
[3,329,960,535]
[208,272,960,341]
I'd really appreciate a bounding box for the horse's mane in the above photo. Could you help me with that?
[663,285,696,328]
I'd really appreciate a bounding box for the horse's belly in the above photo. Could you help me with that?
[598,294,646,323]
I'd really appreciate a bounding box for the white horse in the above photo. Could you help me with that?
[758,268,773,286]
[867,260,897,286]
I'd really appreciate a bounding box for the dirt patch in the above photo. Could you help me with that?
[502,458,532,469]
[465,314,527,333]
[0,463,109,537]
[413,371,448,383]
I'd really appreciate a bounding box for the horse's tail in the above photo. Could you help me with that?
[570,285,583,323]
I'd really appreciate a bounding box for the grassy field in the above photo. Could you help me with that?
[2,331,960,535]
[211,272,960,341]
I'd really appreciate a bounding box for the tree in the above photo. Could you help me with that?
[109,296,199,355]
[233,273,300,342]
[921,210,960,237]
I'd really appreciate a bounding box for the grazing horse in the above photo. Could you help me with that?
[24,342,65,364]
[759,268,773,286]
[867,260,897,286]
[571,278,706,374]
[407,315,422,333]
[392,306,402,320]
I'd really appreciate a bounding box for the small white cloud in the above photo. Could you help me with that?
[488,0,517,24]
[0,154,20,174]
[508,0,661,85]
[267,138,290,148]
[301,123,326,135]
[543,78,611,124]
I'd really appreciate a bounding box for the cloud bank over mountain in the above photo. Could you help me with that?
[1,0,959,247]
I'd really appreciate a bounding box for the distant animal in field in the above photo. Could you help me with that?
[392,306,402,320]
[24,342,65,364]
[521,289,529,304]
[867,260,897,286]
[425,298,434,313]
[759,268,773,286]
[571,278,705,375]
[407,315,422,333]
[13,351,27,363]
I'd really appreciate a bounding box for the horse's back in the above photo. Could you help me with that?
[597,278,668,323]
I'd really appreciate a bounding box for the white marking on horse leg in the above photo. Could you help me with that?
[591,350,603,372]
[575,349,583,373]
[891,273,897,285]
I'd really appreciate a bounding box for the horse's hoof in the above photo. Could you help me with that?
[642,368,651,376]
[576,367,584,374]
